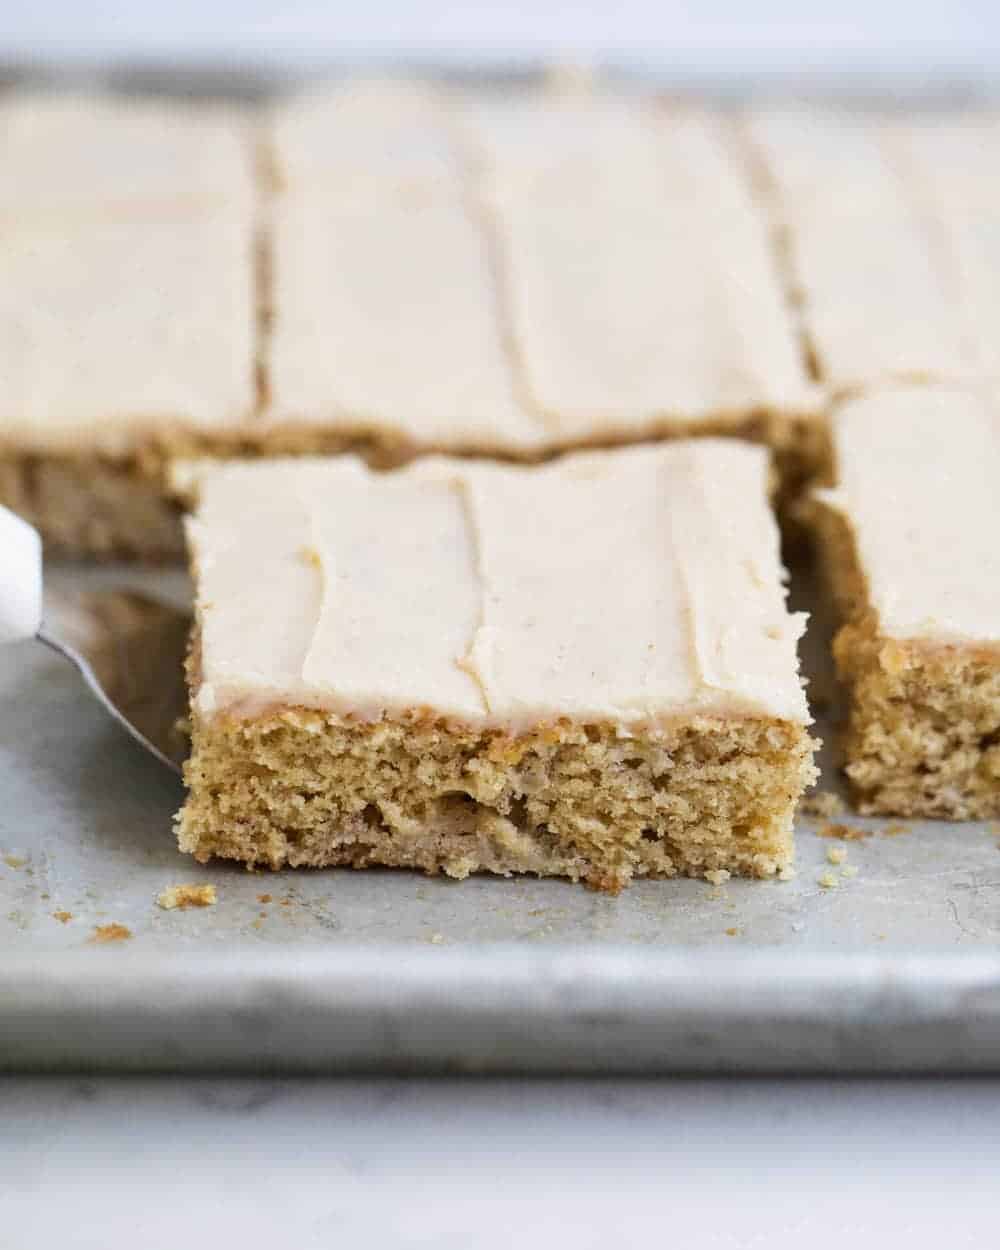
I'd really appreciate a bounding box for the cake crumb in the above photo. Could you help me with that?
[841,864,859,878]
[705,869,731,886]
[257,893,272,904]
[777,865,797,881]
[818,870,839,889]
[91,923,132,943]
[52,911,73,924]
[725,927,739,937]
[883,822,911,837]
[429,932,444,945]
[3,854,26,869]
[818,822,870,842]
[799,790,845,818]
[826,846,847,865]
[157,884,217,911]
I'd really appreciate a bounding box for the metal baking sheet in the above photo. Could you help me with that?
[2,563,999,1074]
[2,62,999,1072]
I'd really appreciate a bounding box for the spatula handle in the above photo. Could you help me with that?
[0,505,43,645]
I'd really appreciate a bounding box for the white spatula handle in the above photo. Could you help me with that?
[0,505,43,644]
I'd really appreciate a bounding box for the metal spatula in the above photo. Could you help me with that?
[1,504,183,775]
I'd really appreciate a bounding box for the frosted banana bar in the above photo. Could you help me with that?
[176,441,816,891]
[809,386,1000,817]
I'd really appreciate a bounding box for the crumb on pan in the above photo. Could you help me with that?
[3,854,26,869]
[826,846,847,865]
[157,883,217,911]
[818,870,839,889]
[52,910,73,924]
[817,822,870,841]
[91,923,132,943]
[799,790,845,818]
[882,822,911,837]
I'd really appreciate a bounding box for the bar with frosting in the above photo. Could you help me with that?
[809,385,1000,818]
[176,441,816,890]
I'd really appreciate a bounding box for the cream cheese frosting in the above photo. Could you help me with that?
[0,215,256,455]
[0,93,254,220]
[748,109,1000,393]
[459,97,817,438]
[817,386,1000,645]
[892,116,1000,380]
[187,442,811,728]
[746,110,970,391]
[265,81,817,448]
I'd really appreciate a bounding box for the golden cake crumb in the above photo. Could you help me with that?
[3,854,26,869]
[799,790,845,818]
[52,910,73,924]
[257,893,272,904]
[725,927,739,937]
[157,883,217,911]
[826,846,847,865]
[91,923,132,943]
[705,869,731,886]
[882,822,911,837]
[818,822,870,841]
[818,870,839,889]
[429,932,444,945]
[841,864,859,878]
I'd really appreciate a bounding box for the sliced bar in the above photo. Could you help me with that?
[176,441,816,891]
[810,386,1000,818]
[0,215,256,557]
[263,81,818,467]
[0,93,257,558]
[746,110,973,392]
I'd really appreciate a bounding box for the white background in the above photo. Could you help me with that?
[3,0,999,79]
[3,1076,1000,1248]
[3,4,999,1244]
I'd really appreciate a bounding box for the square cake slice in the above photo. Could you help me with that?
[810,386,1000,818]
[263,80,820,474]
[0,214,256,558]
[176,442,815,891]
[745,110,974,393]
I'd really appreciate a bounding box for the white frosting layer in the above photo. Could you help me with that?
[749,109,1000,394]
[818,386,1000,645]
[0,93,253,219]
[188,442,811,729]
[461,97,816,438]
[747,109,971,392]
[0,216,256,455]
[265,81,817,448]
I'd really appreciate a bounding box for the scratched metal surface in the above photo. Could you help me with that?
[1,563,998,1072]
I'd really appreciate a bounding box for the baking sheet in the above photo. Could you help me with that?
[2,562,999,1073]
[2,62,999,1071]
